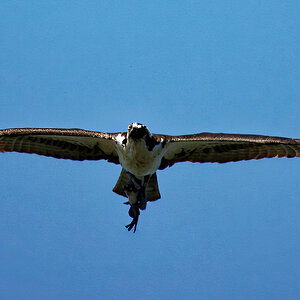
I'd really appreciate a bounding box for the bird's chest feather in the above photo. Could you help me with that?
[117,139,163,176]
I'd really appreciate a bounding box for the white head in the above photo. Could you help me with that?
[127,123,151,140]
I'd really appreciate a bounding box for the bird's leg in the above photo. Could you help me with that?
[122,173,150,232]
[136,175,150,211]
[126,172,142,190]
[136,186,146,210]
[123,179,139,232]
[124,174,149,210]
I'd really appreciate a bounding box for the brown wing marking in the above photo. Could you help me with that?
[157,132,300,169]
[0,128,121,163]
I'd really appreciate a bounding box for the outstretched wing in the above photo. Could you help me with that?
[155,132,300,169]
[0,128,123,163]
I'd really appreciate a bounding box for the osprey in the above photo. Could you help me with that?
[1,123,300,232]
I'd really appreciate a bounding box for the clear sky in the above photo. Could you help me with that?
[0,1,299,299]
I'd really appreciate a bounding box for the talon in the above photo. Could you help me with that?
[125,216,139,232]
[125,205,140,232]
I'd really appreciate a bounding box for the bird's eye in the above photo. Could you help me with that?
[128,124,132,130]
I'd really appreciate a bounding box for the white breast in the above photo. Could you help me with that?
[115,135,165,177]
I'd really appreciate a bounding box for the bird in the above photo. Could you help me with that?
[1,122,300,232]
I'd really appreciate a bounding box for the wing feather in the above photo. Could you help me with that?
[154,132,300,169]
[0,128,122,163]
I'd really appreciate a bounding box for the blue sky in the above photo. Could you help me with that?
[0,1,299,299]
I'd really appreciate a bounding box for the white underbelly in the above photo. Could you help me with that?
[117,141,164,177]
[119,153,161,176]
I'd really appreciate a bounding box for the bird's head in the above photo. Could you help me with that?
[127,123,151,140]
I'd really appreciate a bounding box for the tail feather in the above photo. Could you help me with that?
[112,169,128,198]
[146,172,161,201]
[113,169,161,201]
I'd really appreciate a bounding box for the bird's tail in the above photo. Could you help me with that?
[113,168,161,201]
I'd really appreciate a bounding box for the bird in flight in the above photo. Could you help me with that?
[1,123,300,232]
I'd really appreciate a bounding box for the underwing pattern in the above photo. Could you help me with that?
[1,123,300,232]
